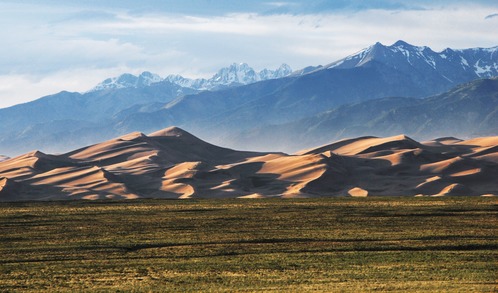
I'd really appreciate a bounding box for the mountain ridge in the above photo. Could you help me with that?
[325,40,498,79]
[227,77,498,152]
[0,40,496,156]
[90,63,293,92]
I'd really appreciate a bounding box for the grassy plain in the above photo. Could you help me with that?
[0,197,497,292]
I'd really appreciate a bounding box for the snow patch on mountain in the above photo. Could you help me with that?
[91,72,162,92]
[90,63,293,92]
[475,61,492,74]
[325,40,498,79]
[166,63,292,91]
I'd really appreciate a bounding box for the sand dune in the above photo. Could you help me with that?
[0,127,496,200]
[457,137,498,148]
[348,187,369,197]
[0,177,19,196]
[300,135,423,156]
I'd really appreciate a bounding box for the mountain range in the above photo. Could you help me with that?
[227,77,498,152]
[0,126,496,201]
[0,40,496,156]
[91,63,293,92]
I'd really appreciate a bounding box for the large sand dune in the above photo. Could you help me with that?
[0,127,496,200]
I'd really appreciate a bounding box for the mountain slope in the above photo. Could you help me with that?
[0,127,496,200]
[0,41,496,156]
[0,63,291,156]
[113,42,497,141]
[90,72,163,92]
[0,81,198,155]
[326,40,497,82]
[113,61,432,137]
[230,77,498,152]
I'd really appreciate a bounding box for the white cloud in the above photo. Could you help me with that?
[0,2,497,108]
[266,2,293,8]
[0,68,127,108]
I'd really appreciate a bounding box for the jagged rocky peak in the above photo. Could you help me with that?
[390,40,422,50]
[260,64,293,79]
[136,71,162,85]
[91,63,293,93]
[162,63,292,90]
[211,62,293,85]
[389,40,433,55]
[393,40,409,47]
[212,63,259,84]
[90,71,163,92]
[326,40,498,78]
[279,63,293,74]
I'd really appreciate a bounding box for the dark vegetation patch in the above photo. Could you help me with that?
[0,197,496,292]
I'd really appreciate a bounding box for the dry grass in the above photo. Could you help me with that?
[0,197,497,292]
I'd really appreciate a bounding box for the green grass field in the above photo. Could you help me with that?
[1,197,497,292]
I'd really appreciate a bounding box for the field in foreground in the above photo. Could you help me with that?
[1,197,497,292]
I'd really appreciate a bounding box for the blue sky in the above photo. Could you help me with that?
[0,0,497,108]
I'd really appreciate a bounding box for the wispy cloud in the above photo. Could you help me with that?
[265,2,294,8]
[485,13,498,19]
[0,1,497,108]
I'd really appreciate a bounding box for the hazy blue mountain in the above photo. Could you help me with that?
[90,72,163,92]
[114,42,497,141]
[322,40,497,91]
[0,81,197,155]
[165,63,293,90]
[0,63,290,156]
[227,77,498,152]
[0,41,495,156]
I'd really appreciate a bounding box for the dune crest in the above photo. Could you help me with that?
[0,128,497,200]
[301,134,422,156]
[149,126,192,137]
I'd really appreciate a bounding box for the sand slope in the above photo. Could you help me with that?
[0,128,496,200]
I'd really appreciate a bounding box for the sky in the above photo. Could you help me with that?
[0,0,497,108]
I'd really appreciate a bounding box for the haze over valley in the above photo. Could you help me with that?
[0,0,497,200]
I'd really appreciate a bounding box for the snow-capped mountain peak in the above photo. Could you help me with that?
[91,63,293,92]
[205,63,292,89]
[326,40,498,79]
[90,71,162,92]
[260,63,293,79]
[212,63,260,84]
[137,71,162,85]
